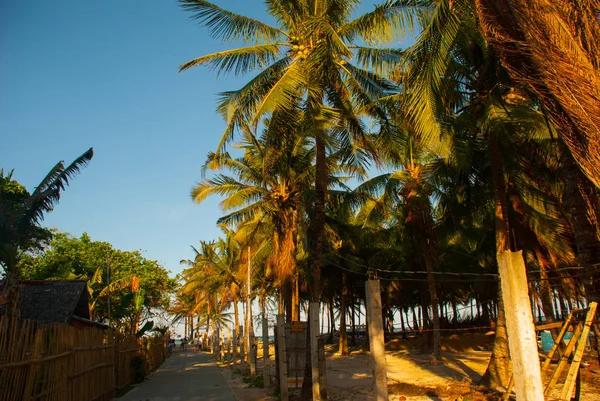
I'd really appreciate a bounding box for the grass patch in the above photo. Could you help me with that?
[242,374,264,388]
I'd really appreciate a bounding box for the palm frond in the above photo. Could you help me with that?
[179,0,284,43]
[339,0,431,45]
[252,60,306,126]
[352,46,405,76]
[179,44,283,75]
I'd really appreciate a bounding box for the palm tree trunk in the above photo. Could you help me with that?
[452,300,459,328]
[328,297,335,343]
[278,290,284,315]
[234,300,239,361]
[0,269,20,317]
[339,270,349,355]
[284,281,293,323]
[413,307,419,332]
[311,131,326,303]
[292,276,300,322]
[398,309,404,336]
[480,289,511,387]
[420,290,432,354]
[351,301,357,346]
[292,210,301,322]
[421,240,441,361]
[480,131,512,388]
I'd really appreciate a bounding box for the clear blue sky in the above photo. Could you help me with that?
[1,0,411,278]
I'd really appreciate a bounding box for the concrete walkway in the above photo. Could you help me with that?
[118,350,236,401]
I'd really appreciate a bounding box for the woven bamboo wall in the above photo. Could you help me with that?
[0,317,165,401]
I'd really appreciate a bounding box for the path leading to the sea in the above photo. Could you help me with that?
[118,350,236,401]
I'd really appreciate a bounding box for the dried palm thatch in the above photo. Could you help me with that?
[475,0,600,187]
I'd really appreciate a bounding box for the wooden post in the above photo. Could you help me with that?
[310,302,321,401]
[497,251,544,401]
[317,336,328,400]
[276,314,289,401]
[365,280,388,401]
[263,316,270,388]
[113,333,119,392]
[560,302,597,400]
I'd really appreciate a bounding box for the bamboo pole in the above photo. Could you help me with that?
[560,303,597,400]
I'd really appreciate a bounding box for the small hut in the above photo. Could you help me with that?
[17,280,107,329]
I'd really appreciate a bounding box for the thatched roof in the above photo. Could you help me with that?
[18,280,90,323]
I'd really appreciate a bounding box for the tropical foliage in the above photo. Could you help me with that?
[0,148,94,307]
[177,0,600,394]
[18,231,177,333]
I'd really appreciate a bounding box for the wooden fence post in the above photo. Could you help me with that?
[497,251,544,401]
[114,333,120,391]
[263,316,270,388]
[276,314,289,401]
[317,336,328,400]
[366,280,388,401]
[310,302,321,401]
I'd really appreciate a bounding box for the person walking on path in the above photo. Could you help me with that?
[166,339,174,358]
[118,348,235,401]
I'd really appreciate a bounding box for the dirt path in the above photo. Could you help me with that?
[118,350,236,401]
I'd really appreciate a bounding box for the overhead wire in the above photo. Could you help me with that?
[328,251,600,284]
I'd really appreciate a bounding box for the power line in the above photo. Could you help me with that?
[328,261,498,283]
[331,251,600,281]
[332,252,499,277]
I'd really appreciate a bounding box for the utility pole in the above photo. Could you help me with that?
[106,256,111,327]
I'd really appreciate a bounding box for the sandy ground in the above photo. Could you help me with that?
[219,336,600,401]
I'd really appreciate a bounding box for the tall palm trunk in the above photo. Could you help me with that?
[303,88,327,399]
[421,239,441,361]
[284,282,293,322]
[328,297,335,342]
[480,131,512,388]
[311,131,326,303]
[0,269,20,317]
[292,209,301,321]
[536,252,558,334]
[234,300,239,339]
[292,277,300,321]
[339,270,349,355]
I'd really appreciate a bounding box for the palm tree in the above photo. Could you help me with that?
[398,0,584,386]
[475,0,600,188]
[192,124,314,321]
[179,0,411,305]
[0,148,93,310]
[352,126,445,360]
[180,233,243,336]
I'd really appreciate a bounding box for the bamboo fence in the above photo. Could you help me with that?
[0,316,165,401]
